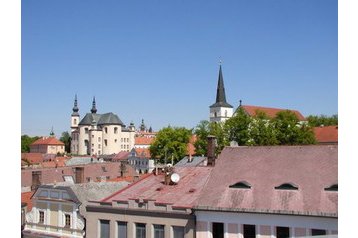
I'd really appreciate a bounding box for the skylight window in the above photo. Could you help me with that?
[274,183,298,190]
[324,184,338,191]
[229,181,251,189]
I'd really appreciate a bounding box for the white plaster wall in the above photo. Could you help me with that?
[210,107,233,123]
[71,116,80,132]
[78,126,90,155]
[196,211,338,238]
[102,125,121,154]
[89,130,102,155]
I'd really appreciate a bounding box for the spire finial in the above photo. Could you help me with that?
[91,96,97,114]
[239,100,242,107]
[72,94,79,115]
[50,126,55,136]
[219,58,222,65]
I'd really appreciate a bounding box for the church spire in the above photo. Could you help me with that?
[216,64,227,104]
[210,63,233,108]
[72,94,79,116]
[91,96,97,114]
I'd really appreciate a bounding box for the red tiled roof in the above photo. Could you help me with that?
[313,126,338,144]
[21,191,34,212]
[107,176,135,183]
[198,145,337,216]
[134,148,151,158]
[241,105,306,121]
[41,157,68,168]
[102,167,213,208]
[31,137,64,146]
[21,153,44,164]
[113,151,131,161]
[135,137,155,145]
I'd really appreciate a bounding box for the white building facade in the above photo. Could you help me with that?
[195,210,337,238]
[70,96,135,155]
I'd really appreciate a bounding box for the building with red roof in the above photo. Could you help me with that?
[85,166,213,238]
[30,136,65,154]
[313,125,338,144]
[239,104,306,120]
[195,145,337,237]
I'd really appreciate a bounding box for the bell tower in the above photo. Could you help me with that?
[209,63,233,122]
[71,94,80,132]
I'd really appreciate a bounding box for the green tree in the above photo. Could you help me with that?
[193,120,210,156]
[60,131,71,153]
[273,110,316,145]
[247,112,278,146]
[307,114,338,127]
[193,120,228,156]
[149,126,192,164]
[224,107,251,145]
[21,135,40,153]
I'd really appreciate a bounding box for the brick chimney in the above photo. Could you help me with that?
[207,135,217,166]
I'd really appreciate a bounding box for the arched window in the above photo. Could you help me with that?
[274,183,299,190]
[104,127,108,134]
[324,184,338,191]
[74,119,77,124]
[229,181,251,189]
[114,127,118,134]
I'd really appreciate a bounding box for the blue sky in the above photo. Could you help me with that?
[21,0,338,136]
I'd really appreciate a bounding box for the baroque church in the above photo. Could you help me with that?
[70,96,136,155]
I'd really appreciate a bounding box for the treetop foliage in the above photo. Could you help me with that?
[149,126,192,164]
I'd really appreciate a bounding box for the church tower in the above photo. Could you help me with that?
[71,94,80,132]
[209,64,233,122]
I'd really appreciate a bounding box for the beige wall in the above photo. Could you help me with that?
[85,207,195,238]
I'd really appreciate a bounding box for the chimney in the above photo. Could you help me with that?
[207,135,217,166]
[187,154,193,163]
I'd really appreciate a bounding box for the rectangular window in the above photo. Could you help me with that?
[104,140,108,146]
[98,144,101,149]
[65,214,71,227]
[85,128,89,134]
[117,221,127,238]
[212,223,224,238]
[243,224,256,238]
[276,226,290,238]
[39,211,44,224]
[153,224,164,238]
[135,223,146,238]
[173,226,184,238]
[98,137,101,142]
[92,135,94,138]
[100,220,110,238]
[312,229,326,236]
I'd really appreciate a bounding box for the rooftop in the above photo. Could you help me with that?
[313,125,338,144]
[197,145,337,217]
[240,105,306,121]
[30,137,64,146]
[102,166,213,208]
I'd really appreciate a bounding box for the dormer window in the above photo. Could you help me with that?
[275,183,299,190]
[324,184,338,191]
[229,181,251,189]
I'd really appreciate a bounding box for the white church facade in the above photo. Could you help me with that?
[70,96,135,156]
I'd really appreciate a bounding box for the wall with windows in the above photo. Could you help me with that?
[84,209,195,238]
[209,106,233,123]
[195,211,338,238]
[23,188,85,238]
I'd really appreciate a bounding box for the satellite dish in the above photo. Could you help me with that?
[171,173,180,183]
[167,163,172,167]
